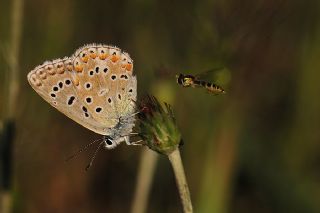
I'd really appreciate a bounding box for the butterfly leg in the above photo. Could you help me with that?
[130,140,144,146]
[126,111,141,119]
[124,136,131,145]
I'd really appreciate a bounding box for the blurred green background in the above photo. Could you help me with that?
[1,0,320,212]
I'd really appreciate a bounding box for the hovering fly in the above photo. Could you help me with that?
[176,70,226,95]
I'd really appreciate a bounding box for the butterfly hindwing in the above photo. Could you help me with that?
[27,44,137,136]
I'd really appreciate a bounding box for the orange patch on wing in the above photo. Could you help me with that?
[38,70,47,79]
[47,67,56,75]
[75,65,83,72]
[125,63,133,72]
[81,56,89,63]
[90,53,97,59]
[31,75,42,86]
[72,76,80,86]
[111,55,120,63]
[56,64,65,74]
[66,64,73,71]
[99,53,108,60]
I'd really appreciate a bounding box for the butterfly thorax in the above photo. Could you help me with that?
[103,115,135,149]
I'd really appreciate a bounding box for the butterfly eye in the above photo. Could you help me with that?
[106,139,113,145]
[104,138,115,149]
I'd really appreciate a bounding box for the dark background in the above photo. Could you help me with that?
[1,0,320,212]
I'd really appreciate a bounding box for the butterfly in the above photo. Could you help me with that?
[27,44,137,152]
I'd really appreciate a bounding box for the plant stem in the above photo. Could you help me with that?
[0,192,11,213]
[1,0,23,212]
[168,149,193,213]
[7,0,23,119]
[131,148,158,213]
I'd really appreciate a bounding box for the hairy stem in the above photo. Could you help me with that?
[168,149,193,213]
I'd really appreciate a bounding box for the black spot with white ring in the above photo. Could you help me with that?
[120,74,128,80]
[111,75,116,80]
[82,106,88,112]
[85,82,92,89]
[82,106,87,112]
[65,79,71,86]
[53,86,59,91]
[85,97,92,104]
[95,107,102,113]
[67,96,76,105]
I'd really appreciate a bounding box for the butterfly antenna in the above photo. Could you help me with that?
[65,138,103,162]
[85,141,104,171]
